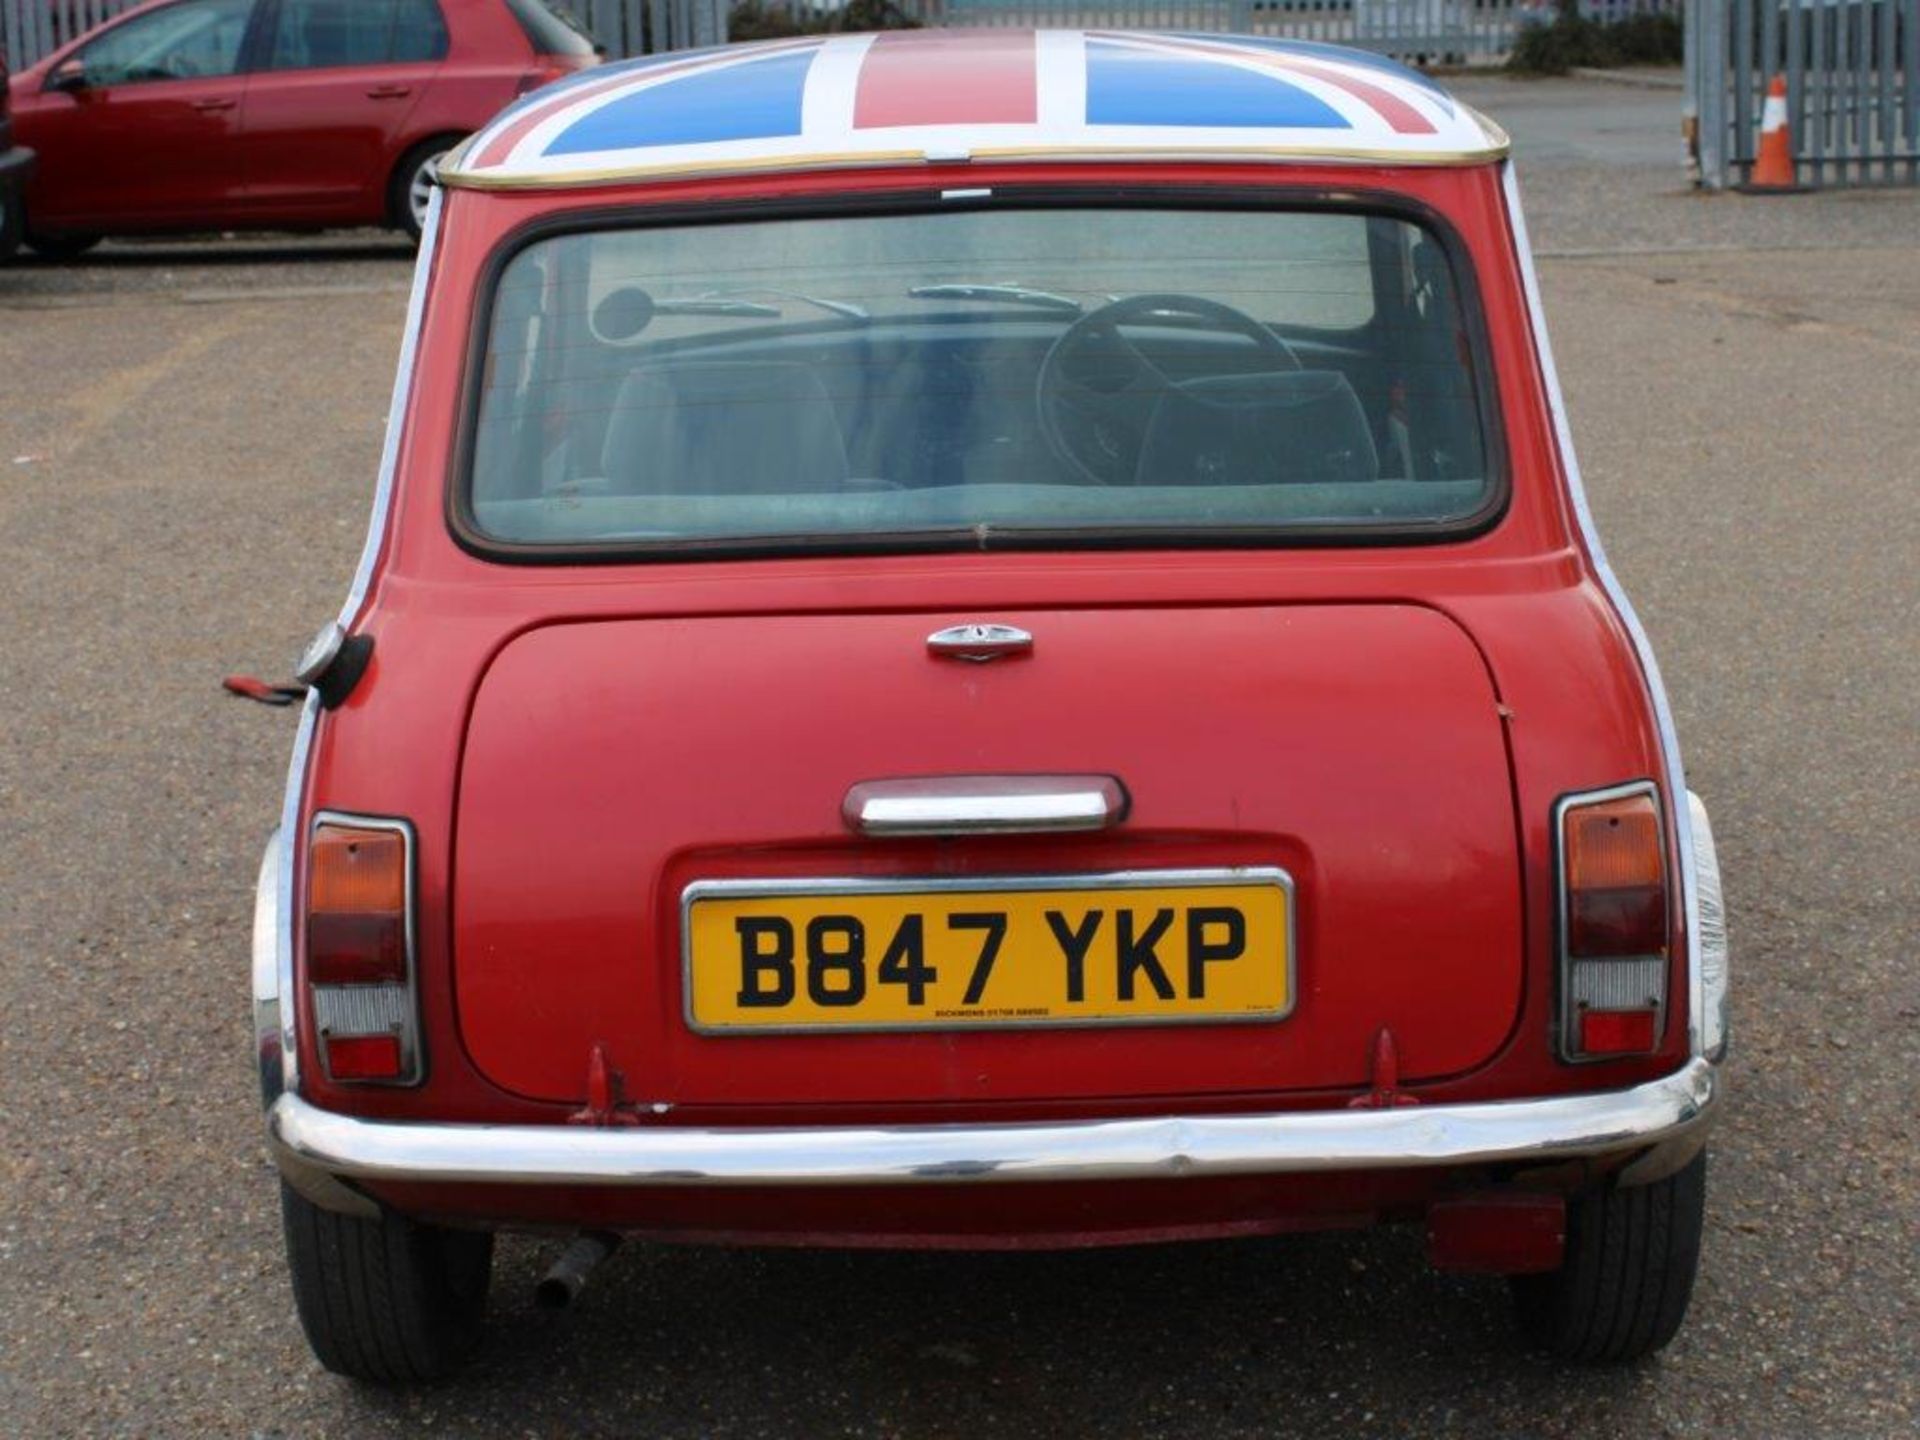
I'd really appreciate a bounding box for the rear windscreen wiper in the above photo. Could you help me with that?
[654,297,784,318]
[684,287,870,321]
[908,284,1084,314]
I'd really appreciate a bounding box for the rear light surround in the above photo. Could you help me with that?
[306,812,423,1086]
[515,56,580,95]
[1553,780,1670,1063]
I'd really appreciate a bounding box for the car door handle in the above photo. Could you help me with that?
[190,97,237,111]
[844,775,1129,837]
[365,84,412,99]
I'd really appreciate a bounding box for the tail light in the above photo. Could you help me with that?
[515,57,576,95]
[306,815,421,1085]
[1555,783,1668,1061]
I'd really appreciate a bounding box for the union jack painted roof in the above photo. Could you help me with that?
[440,29,1506,190]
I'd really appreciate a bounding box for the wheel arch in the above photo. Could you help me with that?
[388,131,470,230]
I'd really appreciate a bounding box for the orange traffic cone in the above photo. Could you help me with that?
[1742,75,1804,193]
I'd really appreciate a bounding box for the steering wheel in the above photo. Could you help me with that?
[1036,294,1302,486]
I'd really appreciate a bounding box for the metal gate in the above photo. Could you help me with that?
[566,0,728,58]
[1689,0,1920,186]
[3,0,126,70]
[5,0,1689,78]
[851,1,1585,62]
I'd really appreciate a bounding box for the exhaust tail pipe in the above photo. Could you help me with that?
[535,1231,621,1311]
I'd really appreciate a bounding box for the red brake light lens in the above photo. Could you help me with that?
[1578,1008,1660,1056]
[323,1033,405,1081]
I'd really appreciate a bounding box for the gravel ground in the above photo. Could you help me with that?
[0,77,1915,1439]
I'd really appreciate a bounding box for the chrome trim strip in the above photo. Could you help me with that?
[266,190,443,1107]
[437,128,1512,191]
[679,867,1295,1037]
[1551,779,1667,1061]
[844,775,1125,836]
[271,694,319,1103]
[268,1057,1716,1198]
[1500,162,1705,1059]
[342,185,441,629]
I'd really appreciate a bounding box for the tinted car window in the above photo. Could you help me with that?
[389,0,449,62]
[466,205,1497,555]
[78,0,253,85]
[502,0,597,58]
[268,0,447,69]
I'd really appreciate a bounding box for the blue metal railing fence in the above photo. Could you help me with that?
[3,0,1658,68]
[1689,0,1918,186]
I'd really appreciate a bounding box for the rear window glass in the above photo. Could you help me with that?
[503,0,598,58]
[267,0,448,68]
[465,203,1497,555]
[390,0,448,63]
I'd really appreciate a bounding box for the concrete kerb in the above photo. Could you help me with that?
[1570,66,1686,91]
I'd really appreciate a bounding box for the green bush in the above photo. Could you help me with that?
[1607,12,1685,64]
[1507,11,1683,75]
[728,0,919,40]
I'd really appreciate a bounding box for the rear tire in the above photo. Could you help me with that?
[389,137,461,243]
[1511,1150,1706,1362]
[24,230,101,260]
[280,1180,493,1383]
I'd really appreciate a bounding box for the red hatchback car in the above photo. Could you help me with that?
[5,0,595,254]
[253,30,1729,1383]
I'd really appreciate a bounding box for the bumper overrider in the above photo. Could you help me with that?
[254,835,1723,1223]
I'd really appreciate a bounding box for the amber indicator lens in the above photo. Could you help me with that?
[307,824,407,985]
[1564,793,1667,957]
[310,825,406,912]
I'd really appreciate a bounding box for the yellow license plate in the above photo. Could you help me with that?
[682,870,1293,1033]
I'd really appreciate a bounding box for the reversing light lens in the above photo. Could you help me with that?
[308,825,407,984]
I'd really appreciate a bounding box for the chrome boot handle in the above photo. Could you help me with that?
[844,775,1128,837]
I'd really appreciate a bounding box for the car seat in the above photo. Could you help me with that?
[601,361,852,496]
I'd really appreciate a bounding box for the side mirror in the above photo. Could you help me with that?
[47,59,89,93]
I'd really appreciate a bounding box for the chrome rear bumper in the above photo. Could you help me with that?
[269,1058,1717,1218]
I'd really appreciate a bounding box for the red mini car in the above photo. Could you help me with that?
[4,0,595,253]
[252,29,1729,1382]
